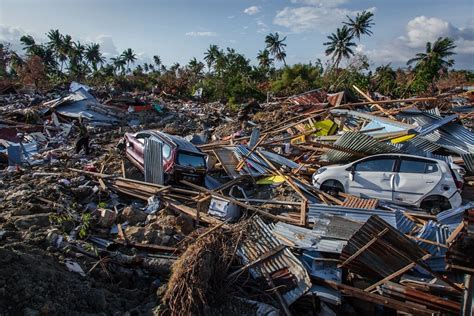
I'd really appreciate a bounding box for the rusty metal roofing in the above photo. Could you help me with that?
[287,89,326,105]
[237,216,311,305]
[339,215,428,280]
[321,132,399,163]
[342,196,378,209]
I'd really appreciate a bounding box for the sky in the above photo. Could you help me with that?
[0,0,473,69]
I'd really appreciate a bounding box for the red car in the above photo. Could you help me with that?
[121,130,207,184]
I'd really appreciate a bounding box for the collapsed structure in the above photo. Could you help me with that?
[0,82,473,315]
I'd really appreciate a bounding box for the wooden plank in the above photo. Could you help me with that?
[236,134,268,170]
[324,281,438,316]
[353,85,396,120]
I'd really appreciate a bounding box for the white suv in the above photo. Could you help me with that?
[312,154,465,214]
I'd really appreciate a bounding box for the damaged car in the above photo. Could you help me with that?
[313,154,465,214]
[120,130,207,184]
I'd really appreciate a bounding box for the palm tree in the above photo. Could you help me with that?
[265,32,287,66]
[257,49,273,68]
[407,37,456,73]
[153,55,161,68]
[85,43,105,71]
[121,48,137,72]
[111,56,126,74]
[324,26,356,68]
[188,57,204,76]
[143,63,149,72]
[204,44,221,71]
[46,29,64,73]
[20,35,39,56]
[343,10,374,40]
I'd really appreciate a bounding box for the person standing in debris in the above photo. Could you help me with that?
[73,117,90,155]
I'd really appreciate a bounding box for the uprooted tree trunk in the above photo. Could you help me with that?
[163,223,246,316]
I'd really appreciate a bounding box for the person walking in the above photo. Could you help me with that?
[74,117,90,155]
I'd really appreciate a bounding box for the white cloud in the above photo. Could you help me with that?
[290,0,347,7]
[185,31,217,37]
[359,16,474,69]
[244,6,261,15]
[0,25,43,54]
[94,35,119,58]
[256,19,269,33]
[274,6,372,33]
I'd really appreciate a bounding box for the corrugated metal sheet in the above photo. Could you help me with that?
[461,153,474,172]
[437,201,474,227]
[232,145,269,175]
[342,196,378,209]
[270,222,346,253]
[340,215,428,280]
[287,89,326,105]
[312,214,363,240]
[237,217,311,305]
[308,203,398,228]
[395,211,419,235]
[260,150,301,170]
[400,110,474,155]
[331,109,412,135]
[415,220,450,256]
[144,137,164,185]
[414,114,458,136]
[321,132,398,163]
[213,148,240,178]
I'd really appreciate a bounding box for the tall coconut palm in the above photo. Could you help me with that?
[85,43,105,71]
[204,44,221,72]
[121,48,137,72]
[46,29,64,72]
[20,35,39,56]
[257,49,273,68]
[343,10,374,40]
[143,63,149,72]
[323,26,356,68]
[153,55,161,68]
[188,57,204,76]
[265,32,287,66]
[110,56,126,74]
[407,37,456,72]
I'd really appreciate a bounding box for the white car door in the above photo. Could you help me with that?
[393,158,441,205]
[348,156,397,200]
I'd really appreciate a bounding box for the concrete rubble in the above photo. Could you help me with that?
[1,83,473,315]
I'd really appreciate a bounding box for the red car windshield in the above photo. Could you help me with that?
[176,151,206,169]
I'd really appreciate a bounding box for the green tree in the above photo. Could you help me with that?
[111,56,126,75]
[85,43,105,71]
[343,10,374,40]
[121,48,137,72]
[407,37,456,74]
[257,49,273,69]
[324,26,356,68]
[204,44,221,72]
[265,32,287,66]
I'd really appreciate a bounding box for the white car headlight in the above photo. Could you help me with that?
[316,167,327,175]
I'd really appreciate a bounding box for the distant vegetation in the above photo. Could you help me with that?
[0,11,472,103]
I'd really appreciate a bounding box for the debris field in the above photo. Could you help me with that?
[1,82,474,315]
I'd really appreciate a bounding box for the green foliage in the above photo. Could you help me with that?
[79,213,91,239]
[2,26,470,102]
[270,63,323,95]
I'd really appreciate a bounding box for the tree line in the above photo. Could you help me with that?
[0,11,470,103]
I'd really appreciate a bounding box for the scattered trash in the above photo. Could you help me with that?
[1,84,473,315]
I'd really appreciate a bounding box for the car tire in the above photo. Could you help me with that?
[320,180,344,196]
[420,196,451,215]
